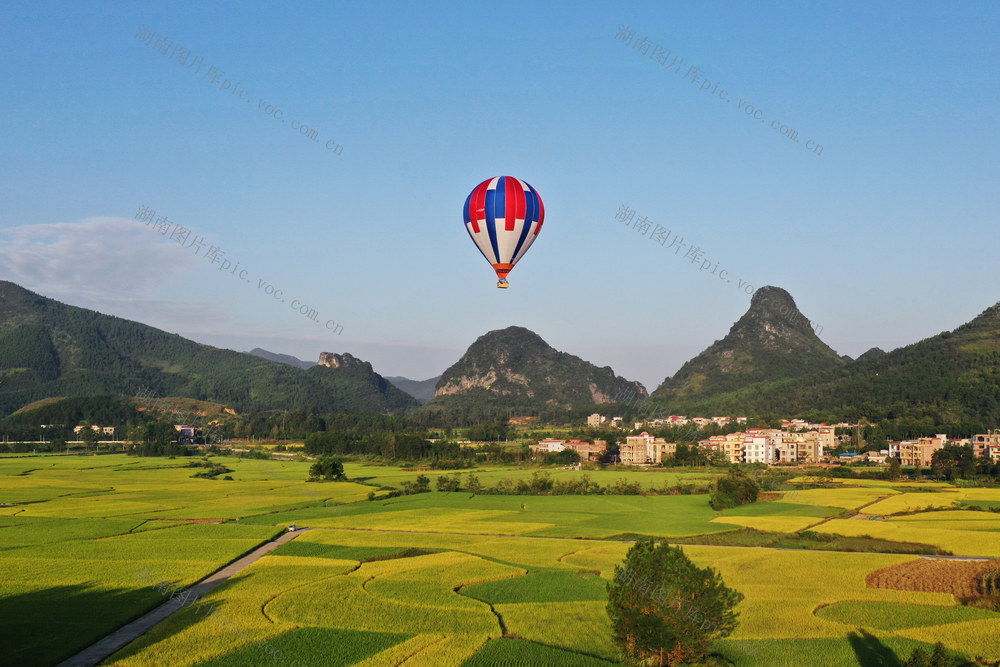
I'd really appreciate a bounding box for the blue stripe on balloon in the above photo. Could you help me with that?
[484,185,500,263]
[495,176,507,224]
[511,184,535,260]
[463,191,472,225]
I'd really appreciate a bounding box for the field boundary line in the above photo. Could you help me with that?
[303,526,995,560]
[56,528,310,667]
[397,633,448,665]
[260,561,363,623]
[796,493,895,532]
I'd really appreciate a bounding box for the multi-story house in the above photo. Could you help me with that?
[704,433,745,464]
[563,439,605,461]
[894,435,945,467]
[621,432,661,465]
[972,431,1000,459]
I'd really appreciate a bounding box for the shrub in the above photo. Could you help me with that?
[710,468,760,510]
[435,473,462,492]
[309,456,345,481]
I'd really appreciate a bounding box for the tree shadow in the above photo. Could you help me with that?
[847,629,903,667]
[0,582,169,666]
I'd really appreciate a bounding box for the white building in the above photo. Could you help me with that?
[535,439,565,452]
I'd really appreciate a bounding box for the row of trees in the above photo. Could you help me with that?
[426,471,713,497]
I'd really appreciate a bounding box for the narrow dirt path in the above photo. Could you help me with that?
[792,492,893,531]
[56,528,310,667]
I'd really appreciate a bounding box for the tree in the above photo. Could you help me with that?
[607,538,741,666]
[886,457,902,481]
[78,421,98,451]
[125,425,146,447]
[710,468,760,510]
[466,472,483,495]
[435,473,461,492]
[543,449,580,465]
[401,474,430,494]
[309,456,345,481]
[931,445,975,481]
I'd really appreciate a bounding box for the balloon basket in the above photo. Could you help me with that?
[496,280,509,289]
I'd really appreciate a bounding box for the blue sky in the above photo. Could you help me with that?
[2,1,997,391]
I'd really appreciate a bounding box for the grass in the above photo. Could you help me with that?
[460,568,608,604]
[462,636,617,665]
[343,461,723,492]
[860,491,962,515]
[196,627,413,666]
[713,635,958,667]
[815,600,999,630]
[237,491,739,540]
[814,517,1000,557]
[664,527,947,555]
[270,541,427,561]
[0,519,281,665]
[495,600,621,662]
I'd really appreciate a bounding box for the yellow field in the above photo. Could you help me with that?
[291,507,556,535]
[776,485,896,510]
[860,492,962,515]
[814,517,1000,557]
[105,527,1000,666]
[8,455,1000,665]
[712,514,822,532]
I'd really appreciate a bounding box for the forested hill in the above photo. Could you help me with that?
[651,286,844,402]
[424,325,646,420]
[652,300,1000,427]
[0,281,418,418]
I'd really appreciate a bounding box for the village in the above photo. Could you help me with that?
[526,414,1000,467]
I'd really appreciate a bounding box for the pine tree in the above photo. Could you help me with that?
[607,538,741,666]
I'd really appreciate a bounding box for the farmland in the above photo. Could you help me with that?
[3,454,1000,665]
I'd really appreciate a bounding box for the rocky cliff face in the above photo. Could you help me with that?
[311,351,419,411]
[318,352,369,370]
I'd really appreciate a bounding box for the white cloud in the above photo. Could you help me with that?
[0,217,202,298]
[0,217,241,328]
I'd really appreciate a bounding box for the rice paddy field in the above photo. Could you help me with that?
[3,454,1000,666]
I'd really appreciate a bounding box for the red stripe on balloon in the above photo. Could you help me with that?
[511,179,526,229]
[504,177,519,231]
[469,180,489,234]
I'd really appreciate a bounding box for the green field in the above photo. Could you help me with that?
[3,454,1000,665]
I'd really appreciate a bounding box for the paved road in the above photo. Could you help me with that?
[56,528,310,667]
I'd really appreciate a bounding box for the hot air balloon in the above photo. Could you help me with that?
[463,176,544,288]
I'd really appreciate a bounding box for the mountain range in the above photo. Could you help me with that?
[647,288,1000,426]
[663,301,1000,425]
[1,280,997,425]
[246,348,440,404]
[0,281,417,418]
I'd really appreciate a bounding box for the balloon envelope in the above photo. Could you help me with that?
[463,176,544,287]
